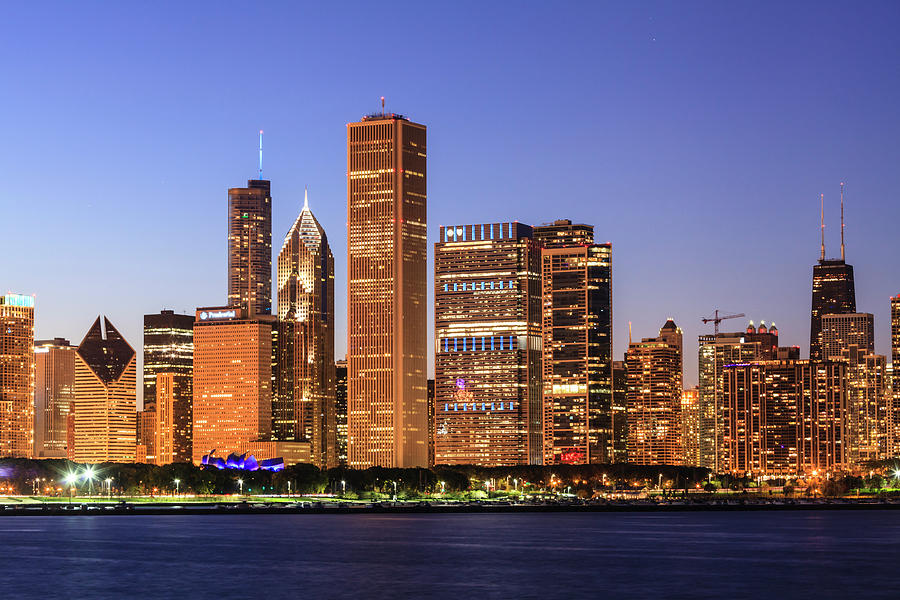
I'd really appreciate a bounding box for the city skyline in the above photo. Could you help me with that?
[4,4,900,391]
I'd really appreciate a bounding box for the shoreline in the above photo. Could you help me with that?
[2,498,899,516]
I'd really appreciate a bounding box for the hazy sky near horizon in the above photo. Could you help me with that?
[3,1,899,389]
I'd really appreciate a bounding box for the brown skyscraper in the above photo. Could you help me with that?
[275,191,336,469]
[34,338,75,458]
[228,179,272,316]
[73,316,137,463]
[434,223,543,466]
[347,112,427,468]
[0,293,34,458]
[625,319,683,465]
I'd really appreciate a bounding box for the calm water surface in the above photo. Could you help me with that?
[0,511,896,598]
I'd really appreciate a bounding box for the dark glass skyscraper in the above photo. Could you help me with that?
[810,259,856,360]
[535,220,613,465]
[143,310,194,410]
[228,179,272,316]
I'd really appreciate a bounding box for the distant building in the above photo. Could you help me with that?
[275,192,336,469]
[74,316,137,463]
[192,306,275,464]
[0,293,34,458]
[536,220,613,464]
[427,378,435,466]
[154,372,193,464]
[228,179,272,316]
[335,359,347,465]
[723,359,847,476]
[136,408,155,464]
[625,320,683,465]
[347,112,428,468]
[611,360,627,462]
[434,222,542,466]
[697,322,780,472]
[681,387,701,467]
[821,313,888,464]
[892,296,900,455]
[34,338,75,458]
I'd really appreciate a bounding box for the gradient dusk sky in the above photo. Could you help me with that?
[3,2,899,392]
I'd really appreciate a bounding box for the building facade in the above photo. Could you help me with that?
[611,360,628,462]
[347,113,427,468]
[73,316,137,463]
[228,179,272,316]
[153,372,192,464]
[143,310,194,411]
[723,359,847,476]
[0,293,34,458]
[335,359,348,465]
[625,320,683,465]
[539,233,612,465]
[681,386,701,467]
[33,338,75,458]
[192,307,275,463]
[532,219,595,248]
[810,259,856,361]
[434,222,542,466]
[275,193,336,469]
[698,322,781,471]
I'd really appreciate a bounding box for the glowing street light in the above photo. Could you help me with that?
[105,477,113,498]
[237,479,244,495]
[174,479,181,496]
[341,480,346,495]
[63,473,78,503]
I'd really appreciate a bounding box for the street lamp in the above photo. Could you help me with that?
[63,473,78,503]
[513,478,518,492]
[341,480,346,495]
[105,477,113,499]
[237,479,244,495]
[392,480,397,500]
[174,479,180,496]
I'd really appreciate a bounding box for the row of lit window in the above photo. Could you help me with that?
[441,281,515,292]
[439,336,520,352]
[442,401,516,412]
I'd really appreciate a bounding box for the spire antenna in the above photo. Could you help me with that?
[840,182,845,261]
[258,130,264,180]
[819,193,825,261]
[381,96,385,117]
[628,321,633,345]
[303,186,308,211]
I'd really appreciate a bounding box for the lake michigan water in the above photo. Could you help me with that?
[0,511,897,599]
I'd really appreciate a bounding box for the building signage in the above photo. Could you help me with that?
[199,310,236,321]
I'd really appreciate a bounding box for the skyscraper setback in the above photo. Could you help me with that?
[275,192,336,469]
[434,222,543,466]
[73,316,137,463]
[228,179,272,316]
[809,190,856,361]
[535,220,613,465]
[347,112,427,468]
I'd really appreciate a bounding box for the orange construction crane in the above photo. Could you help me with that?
[701,309,745,335]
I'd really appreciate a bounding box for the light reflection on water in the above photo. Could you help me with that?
[0,511,895,599]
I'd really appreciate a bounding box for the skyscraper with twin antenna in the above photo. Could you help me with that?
[810,184,856,361]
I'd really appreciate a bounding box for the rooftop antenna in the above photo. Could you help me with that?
[381,96,385,117]
[258,130,264,180]
[628,321,633,345]
[819,193,826,261]
[840,182,845,261]
[303,186,308,211]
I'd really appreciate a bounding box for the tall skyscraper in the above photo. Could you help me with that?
[892,296,900,385]
[34,338,75,458]
[536,220,613,465]
[810,191,856,360]
[0,293,34,458]
[335,359,348,465]
[143,310,194,411]
[624,319,683,465]
[698,322,780,471]
[434,222,543,466]
[347,112,427,468]
[892,296,900,455]
[723,359,846,476]
[73,316,137,463]
[275,192,336,469]
[821,312,888,464]
[228,179,272,316]
[192,306,276,464]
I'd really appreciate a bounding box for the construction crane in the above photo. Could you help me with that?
[701,309,745,335]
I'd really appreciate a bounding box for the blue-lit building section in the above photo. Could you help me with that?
[2,294,34,308]
[201,451,285,472]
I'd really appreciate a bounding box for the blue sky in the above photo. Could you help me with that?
[3,1,899,388]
